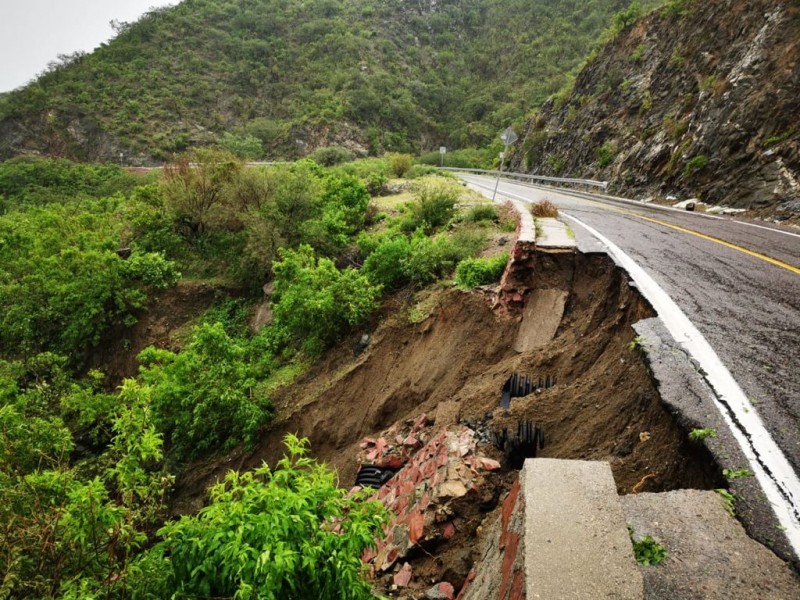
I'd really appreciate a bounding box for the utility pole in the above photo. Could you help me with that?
[492,126,517,202]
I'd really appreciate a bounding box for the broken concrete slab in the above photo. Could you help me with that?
[622,489,800,599]
[524,459,643,599]
[460,459,643,600]
[513,288,568,352]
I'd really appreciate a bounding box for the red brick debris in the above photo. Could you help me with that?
[357,415,502,588]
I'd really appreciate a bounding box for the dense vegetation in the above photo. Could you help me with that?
[0,0,655,163]
[0,154,504,597]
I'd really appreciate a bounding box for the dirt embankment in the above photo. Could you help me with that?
[173,250,721,514]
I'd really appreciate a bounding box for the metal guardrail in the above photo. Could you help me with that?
[439,167,609,191]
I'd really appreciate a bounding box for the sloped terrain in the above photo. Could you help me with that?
[172,249,722,518]
[0,0,652,162]
[511,0,800,219]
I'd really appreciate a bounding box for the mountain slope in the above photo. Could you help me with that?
[0,0,648,163]
[510,0,800,217]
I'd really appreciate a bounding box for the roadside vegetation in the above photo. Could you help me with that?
[0,152,504,598]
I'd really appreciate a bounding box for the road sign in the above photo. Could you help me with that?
[500,126,518,146]
[439,146,446,154]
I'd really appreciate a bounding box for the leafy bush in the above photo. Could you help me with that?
[0,199,179,363]
[310,145,356,166]
[218,132,264,160]
[455,253,508,288]
[138,322,271,460]
[134,435,387,600]
[410,182,460,232]
[388,152,413,177]
[683,154,709,177]
[404,228,485,285]
[271,245,381,354]
[363,234,413,288]
[0,377,170,599]
[596,141,616,168]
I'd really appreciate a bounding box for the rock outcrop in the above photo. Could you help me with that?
[510,0,800,220]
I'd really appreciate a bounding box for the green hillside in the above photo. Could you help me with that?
[0,0,653,163]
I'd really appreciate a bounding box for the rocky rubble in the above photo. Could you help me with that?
[355,415,504,598]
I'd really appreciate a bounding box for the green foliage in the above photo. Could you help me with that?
[629,527,668,566]
[464,204,498,223]
[363,234,413,289]
[218,132,265,159]
[0,196,179,363]
[683,154,709,177]
[409,181,460,232]
[688,427,717,441]
[388,153,413,178]
[403,228,485,286]
[134,435,387,600]
[0,1,655,160]
[596,141,617,168]
[455,253,508,288]
[662,0,695,18]
[715,488,741,516]
[0,157,140,208]
[138,322,271,460]
[310,145,356,166]
[723,467,753,481]
[0,373,170,599]
[271,245,381,355]
[611,2,643,35]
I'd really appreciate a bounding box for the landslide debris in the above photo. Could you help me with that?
[164,246,732,596]
[511,0,800,221]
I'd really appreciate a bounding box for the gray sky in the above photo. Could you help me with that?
[0,1,178,92]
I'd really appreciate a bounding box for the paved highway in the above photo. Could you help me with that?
[461,173,800,550]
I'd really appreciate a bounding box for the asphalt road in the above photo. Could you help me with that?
[461,174,800,479]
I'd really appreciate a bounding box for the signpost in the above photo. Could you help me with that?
[439,146,446,167]
[492,127,518,201]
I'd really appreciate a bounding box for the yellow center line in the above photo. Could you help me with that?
[568,197,800,275]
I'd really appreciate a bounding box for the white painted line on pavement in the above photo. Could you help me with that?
[564,212,800,556]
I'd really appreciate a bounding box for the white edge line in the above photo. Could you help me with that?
[563,212,800,557]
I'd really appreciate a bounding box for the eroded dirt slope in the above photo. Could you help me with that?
[173,250,721,513]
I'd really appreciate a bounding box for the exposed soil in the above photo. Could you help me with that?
[89,281,231,386]
[172,250,722,519]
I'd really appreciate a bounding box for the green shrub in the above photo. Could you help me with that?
[133,435,387,600]
[455,253,508,288]
[310,145,356,166]
[404,228,485,285]
[629,527,667,566]
[138,322,271,460]
[271,245,381,354]
[410,182,459,232]
[365,172,388,196]
[363,235,413,288]
[218,132,264,160]
[596,141,616,168]
[388,152,413,177]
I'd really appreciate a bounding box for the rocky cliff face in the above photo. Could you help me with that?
[510,0,800,220]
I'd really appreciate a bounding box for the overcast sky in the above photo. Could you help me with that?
[0,1,178,92]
